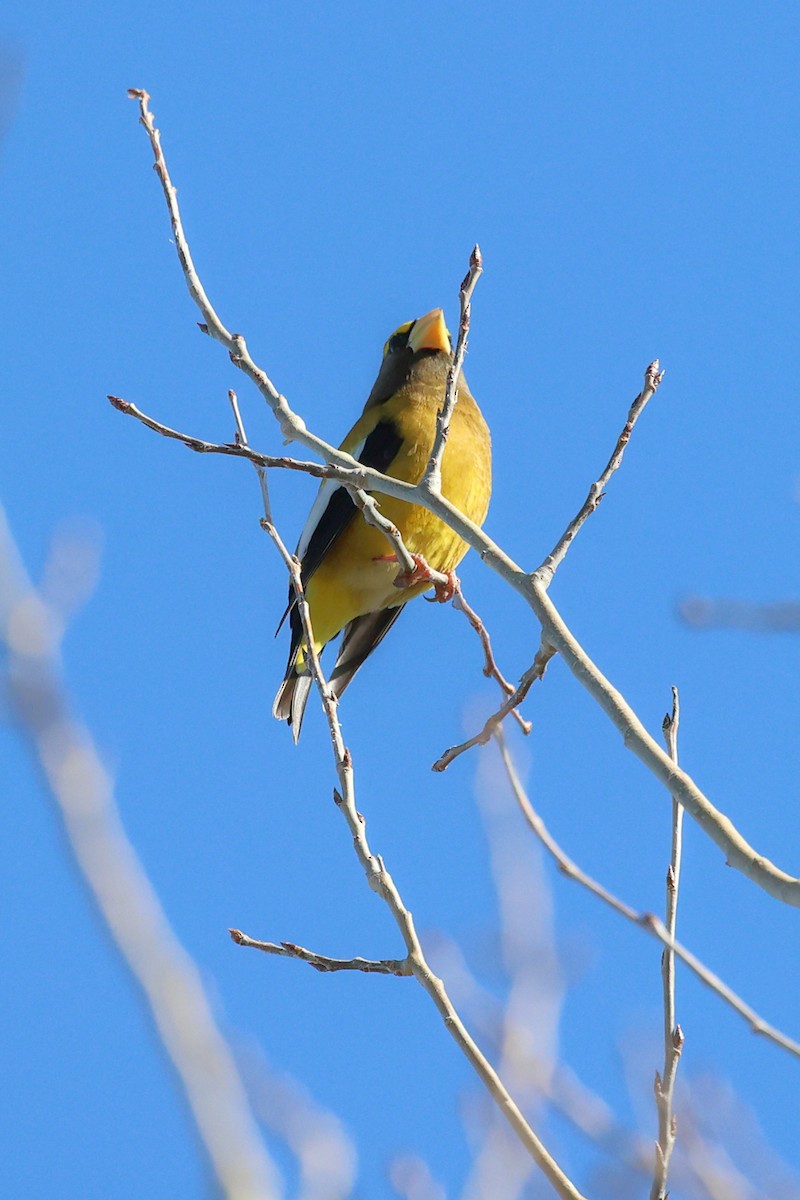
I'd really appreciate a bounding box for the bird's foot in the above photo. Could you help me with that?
[376,552,458,602]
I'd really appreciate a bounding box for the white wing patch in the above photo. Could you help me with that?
[296,438,366,560]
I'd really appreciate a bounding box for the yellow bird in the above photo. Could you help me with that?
[273,307,492,740]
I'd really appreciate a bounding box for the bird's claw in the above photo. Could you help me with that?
[389,553,458,602]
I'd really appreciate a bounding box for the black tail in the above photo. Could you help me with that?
[273,605,405,742]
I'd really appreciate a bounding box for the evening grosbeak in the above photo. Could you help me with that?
[274,308,492,739]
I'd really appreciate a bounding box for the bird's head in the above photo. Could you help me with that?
[366,308,454,407]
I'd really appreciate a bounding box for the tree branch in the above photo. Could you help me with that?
[0,507,278,1200]
[535,358,665,584]
[421,243,483,494]
[496,730,800,1059]
[451,583,532,735]
[227,394,587,1200]
[432,639,554,772]
[651,688,685,1200]
[229,932,411,976]
[123,86,800,909]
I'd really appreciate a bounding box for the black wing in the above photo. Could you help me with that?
[329,606,405,698]
[275,417,403,636]
[301,417,403,584]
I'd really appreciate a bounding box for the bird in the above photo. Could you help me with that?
[273,307,492,740]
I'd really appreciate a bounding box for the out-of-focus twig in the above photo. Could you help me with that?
[241,1045,358,1200]
[389,1155,448,1200]
[458,750,564,1200]
[651,687,685,1200]
[0,506,279,1200]
[679,596,800,632]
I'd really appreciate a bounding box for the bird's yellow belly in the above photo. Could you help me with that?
[305,430,490,652]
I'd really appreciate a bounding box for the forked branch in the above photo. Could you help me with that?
[122,87,800,909]
[228,398,587,1200]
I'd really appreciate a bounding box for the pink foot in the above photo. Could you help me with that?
[379,553,458,602]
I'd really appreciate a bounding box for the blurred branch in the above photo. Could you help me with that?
[227,394,586,1200]
[651,688,685,1200]
[241,1045,358,1200]
[389,1155,448,1200]
[536,360,665,584]
[0,507,279,1200]
[495,731,800,1059]
[459,750,565,1200]
[679,596,800,632]
[435,928,788,1200]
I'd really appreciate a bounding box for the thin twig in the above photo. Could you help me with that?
[495,730,800,1059]
[421,244,483,494]
[0,509,278,1200]
[535,359,665,584]
[124,87,800,908]
[229,932,411,976]
[432,639,554,772]
[451,583,532,735]
[651,687,685,1200]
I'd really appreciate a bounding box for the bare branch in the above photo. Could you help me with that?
[124,90,420,516]
[229,931,411,976]
[651,687,685,1200]
[432,638,554,772]
[526,577,800,907]
[451,583,532,735]
[112,390,421,576]
[0,507,279,1200]
[421,243,483,494]
[452,596,533,735]
[496,730,800,1059]
[226,402,587,1200]
[536,358,665,583]
[123,88,800,908]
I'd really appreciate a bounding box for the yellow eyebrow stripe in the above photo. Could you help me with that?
[382,319,415,358]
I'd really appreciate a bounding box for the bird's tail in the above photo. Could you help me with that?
[273,607,406,743]
[272,669,314,744]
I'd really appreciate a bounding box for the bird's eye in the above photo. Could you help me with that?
[382,320,415,359]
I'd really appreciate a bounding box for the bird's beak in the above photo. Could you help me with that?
[409,308,451,355]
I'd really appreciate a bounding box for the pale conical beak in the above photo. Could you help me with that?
[408,308,451,355]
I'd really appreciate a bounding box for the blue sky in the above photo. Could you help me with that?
[3,3,800,1197]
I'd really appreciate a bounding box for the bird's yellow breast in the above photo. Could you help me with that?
[305,380,491,650]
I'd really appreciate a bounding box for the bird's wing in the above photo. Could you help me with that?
[329,605,406,700]
[300,416,404,582]
[275,415,404,635]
